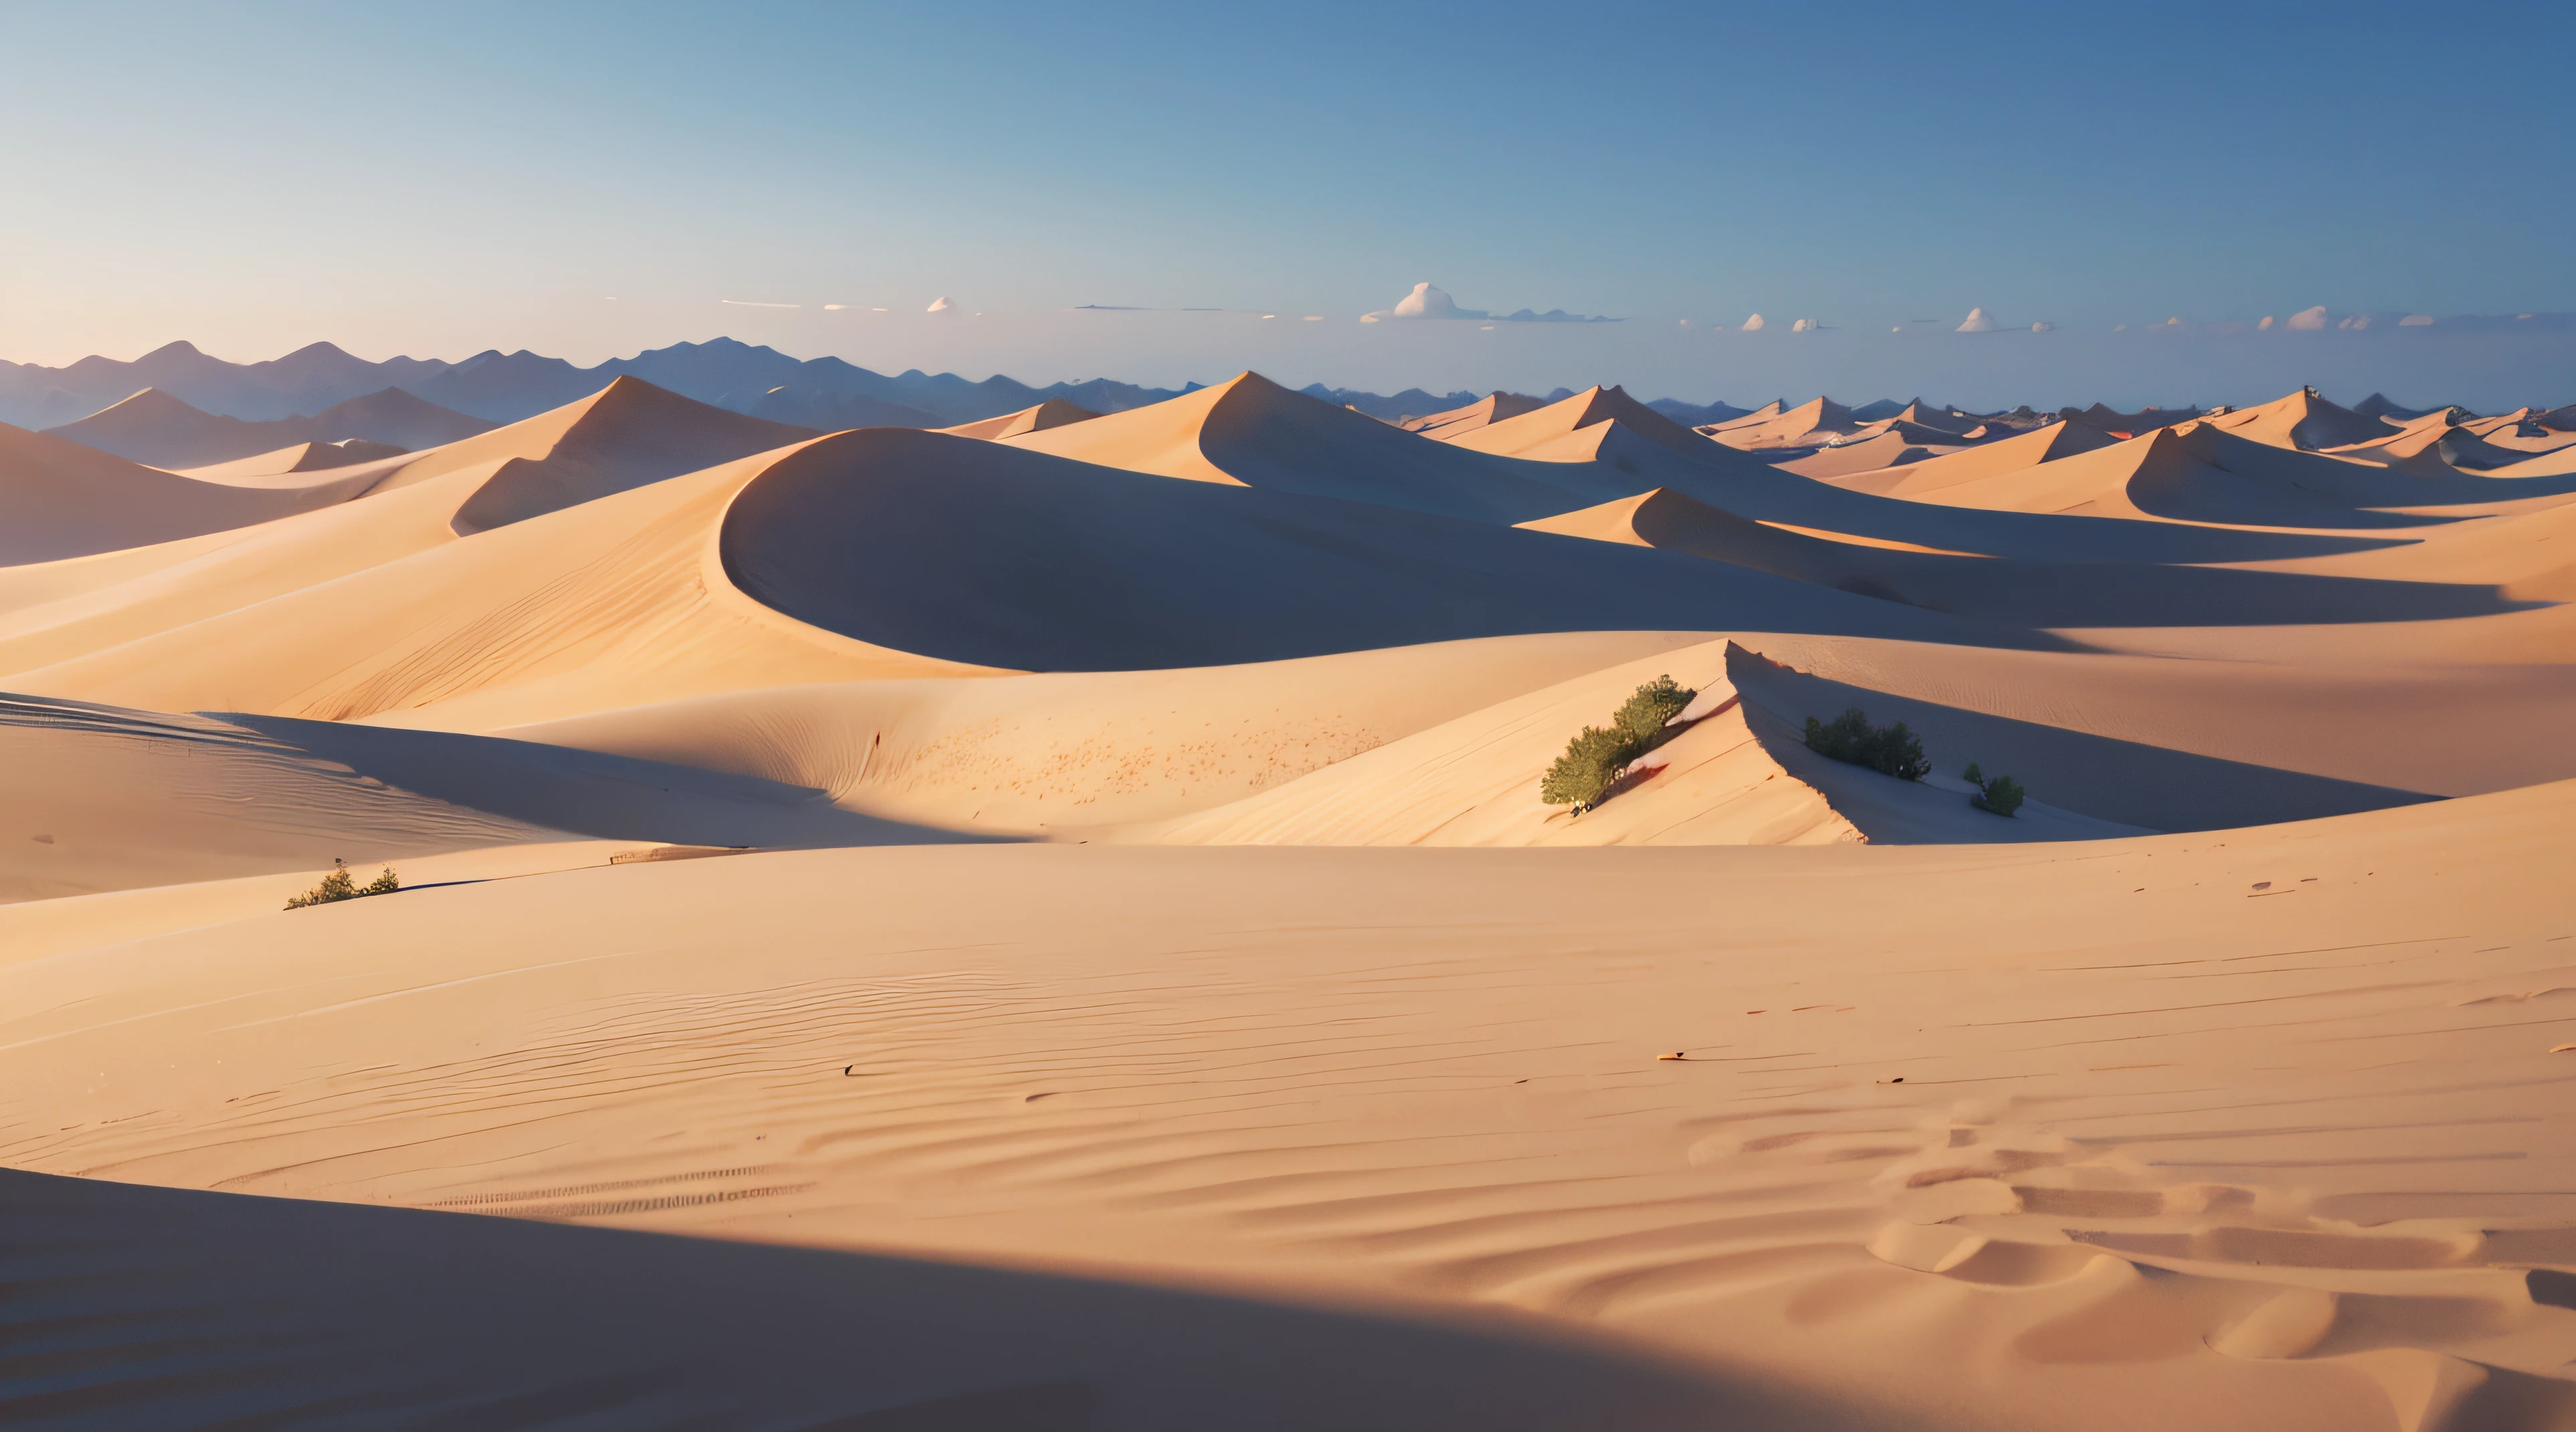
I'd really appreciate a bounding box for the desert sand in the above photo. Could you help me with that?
[4,362,2574,1430]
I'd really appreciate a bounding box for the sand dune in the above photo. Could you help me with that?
[1006,371,1631,523]
[171,439,410,482]
[8,779,2573,1430]
[0,688,965,902]
[398,375,820,532]
[1450,385,1722,461]
[509,633,1713,834]
[2201,387,2391,451]
[1702,395,1859,450]
[1828,420,2118,496]
[1516,486,2529,628]
[1402,390,1547,441]
[722,427,2042,672]
[1144,640,2142,848]
[5,440,991,731]
[41,383,493,467]
[1861,424,2476,530]
[939,396,1101,439]
[0,419,380,563]
[1005,373,2408,567]
[2060,400,2201,436]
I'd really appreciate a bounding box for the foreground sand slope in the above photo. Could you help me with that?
[7,783,2573,1429]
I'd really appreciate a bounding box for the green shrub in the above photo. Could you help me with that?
[1802,708,1929,780]
[1611,675,1694,743]
[285,858,401,910]
[1540,675,1699,814]
[1963,763,2026,817]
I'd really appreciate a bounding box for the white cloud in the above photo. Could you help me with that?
[1365,281,1619,323]
[2259,315,2275,329]
[926,297,955,313]
[1790,318,1817,332]
[1955,307,1996,333]
[1393,282,1467,319]
[2030,321,2055,333]
[2285,305,2329,330]
[722,299,799,309]
[1742,313,1765,331]
[2400,313,2435,326]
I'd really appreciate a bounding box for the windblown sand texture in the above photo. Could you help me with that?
[5,368,2575,1431]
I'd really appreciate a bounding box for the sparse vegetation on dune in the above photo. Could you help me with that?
[1963,762,2026,817]
[1540,675,1697,814]
[284,858,400,910]
[1802,708,1929,781]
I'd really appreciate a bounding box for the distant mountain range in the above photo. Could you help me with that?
[0,338,1754,435]
[0,339,1202,431]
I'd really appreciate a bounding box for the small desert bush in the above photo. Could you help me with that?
[1962,763,2026,818]
[1803,708,1929,781]
[285,858,401,910]
[1540,675,1698,813]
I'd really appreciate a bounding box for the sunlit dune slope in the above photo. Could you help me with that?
[6,441,993,731]
[1865,425,2472,529]
[1005,371,1625,522]
[508,632,1714,834]
[0,379,899,723]
[2201,387,2390,450]
[387,374,820,532]
[170,439,408,482]
[719,427,2048,671]
[1828,421,2118,496]
[937,397,1100,439]
[1450,385,1726,461]
[9,780,2575,1431]
[999,371,2425,564]
[1402,389,1545,441]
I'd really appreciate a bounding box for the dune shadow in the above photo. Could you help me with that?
[1728,645,2438,833]
[216,712,999,850]
[1617,488,2535,627]
[0,1168,1841,1431]
[719,428,2074,672]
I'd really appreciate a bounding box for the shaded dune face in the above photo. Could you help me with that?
[1530,486,2533,628]
[717,427,2048,671]
[0,1167,1781,1432]
[1724,645,2434,832]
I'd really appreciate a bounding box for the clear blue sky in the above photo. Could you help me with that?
[2,0,2567,405]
